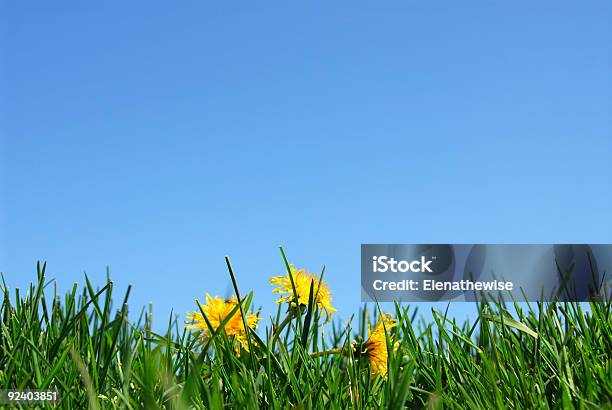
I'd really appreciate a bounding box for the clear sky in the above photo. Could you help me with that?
[1,1,611,328]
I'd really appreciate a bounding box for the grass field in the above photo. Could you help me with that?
[1,251,611,409]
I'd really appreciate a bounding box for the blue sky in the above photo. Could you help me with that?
[1,2,611,328]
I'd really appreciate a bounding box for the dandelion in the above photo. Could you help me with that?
[361,313,396,377]
[186,294,260,353]
[270,264,336,321]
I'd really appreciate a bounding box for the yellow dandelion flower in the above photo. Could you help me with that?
[186,294,260,353]
[362,313,396,377]
[270,264,336,321]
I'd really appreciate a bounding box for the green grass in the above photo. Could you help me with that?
[1,252,611,409]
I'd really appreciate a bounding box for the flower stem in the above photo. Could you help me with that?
[270,310,295,350]
[310,348,343,358]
